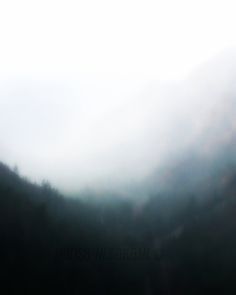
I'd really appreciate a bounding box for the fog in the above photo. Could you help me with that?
[1,0,236,194]
[3,2,236,294]
[1,52,236,194]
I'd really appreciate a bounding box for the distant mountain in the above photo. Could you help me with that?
[1,136,236,294]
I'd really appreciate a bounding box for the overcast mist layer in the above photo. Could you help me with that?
[1,0,236,193]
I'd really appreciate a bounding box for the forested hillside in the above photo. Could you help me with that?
[1,157,236,294]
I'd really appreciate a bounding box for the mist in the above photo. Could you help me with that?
[0,51,235,194]
[2,2,236,293]
[1,0,236,195]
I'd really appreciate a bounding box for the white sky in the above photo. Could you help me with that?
[0,0,236,192]
[0,0,236,80]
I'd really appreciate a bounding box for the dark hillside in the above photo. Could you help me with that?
[1,160,236,293]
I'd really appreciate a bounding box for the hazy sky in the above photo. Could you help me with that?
[1,0,236,79]
[0,0,236,192]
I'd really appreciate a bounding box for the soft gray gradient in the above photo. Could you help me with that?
[1,0,236,194]
[1,52,236,194]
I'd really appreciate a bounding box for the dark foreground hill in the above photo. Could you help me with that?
[1,160,236,294]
